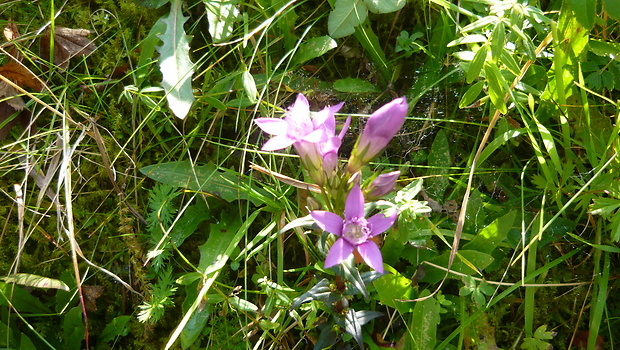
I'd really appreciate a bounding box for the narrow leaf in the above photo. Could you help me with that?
[157,0,195,119]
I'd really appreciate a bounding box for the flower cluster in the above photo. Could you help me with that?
[255,94,407,273]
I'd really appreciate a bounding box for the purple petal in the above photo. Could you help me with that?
[338,115,352,140]
[367,212,397,237]
[344,184,365,220]
[301,128,327,143]
[356,241,384,273]
[313,102,344,132]
[324,238,355,269]
[365,97,408,140]
[366,171,400,199]
[261,135,296,151]
[254,118,288,136]
[311,211,344,236]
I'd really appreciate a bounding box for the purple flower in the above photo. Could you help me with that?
[254,94,329,152]
[255,94,349,184]
[310,184,397,273]
[348,97,408,173]
[365,171,400,200]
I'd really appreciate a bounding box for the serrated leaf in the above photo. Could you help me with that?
[204,0,240,43]
[328,0,367,38]
[363,0,405,14]
[293,36,337,66]
[333,77,378,92]
[157,0,195,119]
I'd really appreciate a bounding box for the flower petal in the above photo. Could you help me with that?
[344,184,365,220]
[254,118,288,136]
[301,128,327,143]
[313,102,344,132]
[367,212,397,237]
[356,241,384,273]
[324,238,355,269]
[338,115,352,140]
[311,211,344,236]
[261,135,296,151]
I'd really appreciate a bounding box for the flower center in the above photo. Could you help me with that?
[343,217,371,246]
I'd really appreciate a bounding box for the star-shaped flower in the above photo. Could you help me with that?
[310,184,397,273]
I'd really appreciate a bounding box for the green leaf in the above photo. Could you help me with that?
[157,0,195,119]
[204,0,240,43]
[134,0,169,8]
[241,70,258,104]
[63,307,85,350]
[333,77,379,92]
[328,0,367,38]
[459,81,485,108]
[467,45,488,83]
[293,36,337,66]
[98,316,132,343]
[140,161,263,204]
[373,268,414,313]
[1,273,69,291]
[411,290,440,349]
[603,0,620,22]
[363,0,405,14]
[180,305,210,349]
[463,211,515,255]
[484,61,507,114]
[568,0,596,30]
[589,197,620,216]
[0,282,51,314]
[426,129,451,199]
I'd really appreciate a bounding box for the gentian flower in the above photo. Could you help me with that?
[348,97,408,173]
[254,94,328,152]
[311,184,397,273]
[365,171,400,200]
[255,94,349,184]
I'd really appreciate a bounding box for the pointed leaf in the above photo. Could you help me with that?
[157,0,195,119]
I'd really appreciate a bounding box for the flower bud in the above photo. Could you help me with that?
[348,97,408,173]
[365,171,400,200]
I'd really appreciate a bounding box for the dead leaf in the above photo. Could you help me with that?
[0,80,33,140]
[40,27,96,69]
[3,19,22,61]
[82,285,104,312]
[0,62,43,90]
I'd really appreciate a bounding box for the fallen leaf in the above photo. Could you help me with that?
[0,80,33,140]
[3,19,22,61]
[0,62,43,90]
[40,27,96,69]
[82,285,104,312]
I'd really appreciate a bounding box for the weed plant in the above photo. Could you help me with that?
[0,0,619,349]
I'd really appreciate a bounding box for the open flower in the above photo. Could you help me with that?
[254,94,328,152]
[348,97,408,173]
[310,184,397,273]
[255,93,349,184]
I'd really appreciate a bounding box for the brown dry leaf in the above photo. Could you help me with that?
[0,80,32,140]
[3,20,22,61]
[0,62,43,90]
[40,27,96,69]
[82,285,104,312]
